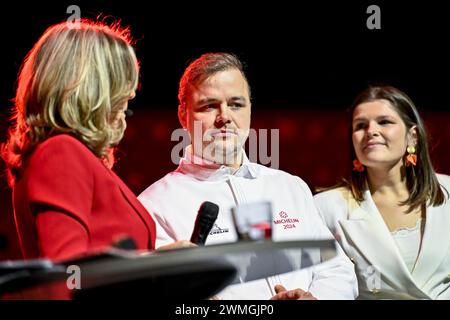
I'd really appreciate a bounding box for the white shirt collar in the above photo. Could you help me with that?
[177,145,259,181]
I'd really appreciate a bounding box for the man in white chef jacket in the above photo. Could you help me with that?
[138,52,357,300]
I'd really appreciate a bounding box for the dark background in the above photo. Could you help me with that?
[2,1,450,112]
[1,1,450,259]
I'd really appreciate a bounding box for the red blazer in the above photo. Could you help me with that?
[13,134,156,261]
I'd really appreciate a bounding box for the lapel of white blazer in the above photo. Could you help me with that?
[411,201,450,289]
[339,190,429,298]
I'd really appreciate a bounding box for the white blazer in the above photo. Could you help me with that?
[314,174,450,300]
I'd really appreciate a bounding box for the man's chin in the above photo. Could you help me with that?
[202,141,242,164]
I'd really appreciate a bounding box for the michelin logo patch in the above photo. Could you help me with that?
[209,223,229,235]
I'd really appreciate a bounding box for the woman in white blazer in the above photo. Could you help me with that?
[314,86,450,299]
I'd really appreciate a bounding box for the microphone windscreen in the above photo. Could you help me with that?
[190,201,219,245]
[198,201,219,221]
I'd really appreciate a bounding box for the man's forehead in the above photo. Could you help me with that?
[187,72,249,100]
[189,88,249,105]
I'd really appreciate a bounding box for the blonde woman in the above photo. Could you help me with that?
[314,86,450,299]
[1,20,157,262]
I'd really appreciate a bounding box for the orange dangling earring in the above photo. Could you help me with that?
[353,159,365,172]
[405,146,417,167]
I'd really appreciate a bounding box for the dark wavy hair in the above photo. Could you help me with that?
[348,86,446,212]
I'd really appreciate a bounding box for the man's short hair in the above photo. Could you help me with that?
[178,52,250,109]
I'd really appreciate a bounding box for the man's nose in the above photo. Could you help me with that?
[215,104,231,126]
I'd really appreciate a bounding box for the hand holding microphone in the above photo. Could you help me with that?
[155,201,220,252]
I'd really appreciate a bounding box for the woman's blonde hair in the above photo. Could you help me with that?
[1,19,139,186]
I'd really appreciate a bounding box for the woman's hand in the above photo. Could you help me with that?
[157,240,197,251]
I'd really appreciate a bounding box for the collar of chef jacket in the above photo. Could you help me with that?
[176,145,260,181]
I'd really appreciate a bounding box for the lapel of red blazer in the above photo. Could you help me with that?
[106,168,156,250]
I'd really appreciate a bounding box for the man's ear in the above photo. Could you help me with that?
[408,126,418,146]
[178,104,187,128]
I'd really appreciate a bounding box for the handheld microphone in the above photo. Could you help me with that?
[190,201,219,245]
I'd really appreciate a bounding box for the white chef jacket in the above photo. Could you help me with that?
[138,147,357,299]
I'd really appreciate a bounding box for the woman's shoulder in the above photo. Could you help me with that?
[436,173,450,187]
[313,187,352,219]
[312,187,353,228]
[314,186,350,203]
[34,134,90,155]
[38,133,86,149]
[30,134,97,167]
